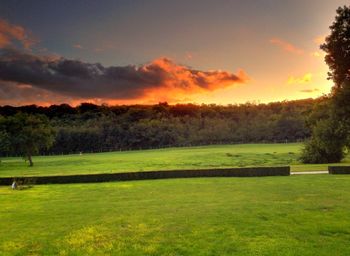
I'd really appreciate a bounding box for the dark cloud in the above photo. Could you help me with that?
[0,48,248,102]
[0,81,78,106]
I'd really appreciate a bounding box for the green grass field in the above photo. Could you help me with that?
[1,143,349,177]
[1,175,350,255]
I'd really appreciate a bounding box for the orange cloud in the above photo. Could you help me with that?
[300,88,319,93]
[140,58,248,94]
[113,59,249,104]
[269,38,304,55]
[287,73,312,84]
[0,19,36,49]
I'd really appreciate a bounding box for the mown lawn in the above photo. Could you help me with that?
[0,143,349,177]
[1,175,350,255]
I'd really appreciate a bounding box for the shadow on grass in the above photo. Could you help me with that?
[17,185,34,191]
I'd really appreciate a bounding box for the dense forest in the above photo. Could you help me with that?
[0,98,323,155]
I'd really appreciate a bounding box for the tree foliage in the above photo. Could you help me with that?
[0,99,315,155]
[0,113,55,166]
[301,5,350,163]
[0,116,10,158]
[321,5,350,87]
[300,118,345,163]
[333,80,350,146]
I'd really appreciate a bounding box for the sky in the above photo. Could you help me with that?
[0,0,348,106]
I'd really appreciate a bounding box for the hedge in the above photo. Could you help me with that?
[0,166,290,186]
[328,166,350,174]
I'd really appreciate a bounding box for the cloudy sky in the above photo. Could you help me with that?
[0,0,348,106]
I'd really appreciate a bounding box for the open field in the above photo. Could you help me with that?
[0,143,349,177]
[1,175,350,255]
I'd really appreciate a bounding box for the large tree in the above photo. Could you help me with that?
[321,5,350,87]
[301,5,350,163]
[1,113,55,166]
[322,5,350,137]
[322,5,350,149]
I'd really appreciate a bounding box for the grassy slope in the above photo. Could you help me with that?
[0,143,349,177]
[1,175,350,255]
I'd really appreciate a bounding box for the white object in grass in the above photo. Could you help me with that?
[11,181,17,190]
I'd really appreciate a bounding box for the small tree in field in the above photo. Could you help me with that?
[1,113,55,167]
[0,116,10,162]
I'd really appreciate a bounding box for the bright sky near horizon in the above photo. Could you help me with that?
[0,0,348,106]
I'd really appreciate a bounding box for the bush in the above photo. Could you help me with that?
[329,166,350,174]
[300,118,345,163]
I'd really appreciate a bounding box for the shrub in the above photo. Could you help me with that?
[329,166,350,174]
[300,119,345,163]
[0,167,290,185]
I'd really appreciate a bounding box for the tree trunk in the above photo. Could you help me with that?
[28,154,33,167]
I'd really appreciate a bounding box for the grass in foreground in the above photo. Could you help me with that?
[0,143,349,177]
[1,175,350,255]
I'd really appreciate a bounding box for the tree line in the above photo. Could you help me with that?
[0,98,317,158]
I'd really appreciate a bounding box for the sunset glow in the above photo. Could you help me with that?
[0,0,348,106]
